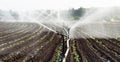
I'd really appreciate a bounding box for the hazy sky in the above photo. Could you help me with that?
[0,0,120,11]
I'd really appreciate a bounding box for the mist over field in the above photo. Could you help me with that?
[0,0,120,62]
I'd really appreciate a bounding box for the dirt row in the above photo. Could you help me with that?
[67,38,120,62]
[0,22,65,62]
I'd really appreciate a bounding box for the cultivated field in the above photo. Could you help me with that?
[0,22,120,62]
[0,22,65,62]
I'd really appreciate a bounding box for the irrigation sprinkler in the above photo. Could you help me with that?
[56,26,70,62]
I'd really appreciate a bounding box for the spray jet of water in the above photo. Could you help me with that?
[69,7,120,39]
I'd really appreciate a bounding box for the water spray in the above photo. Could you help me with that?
[1,7,120,62]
